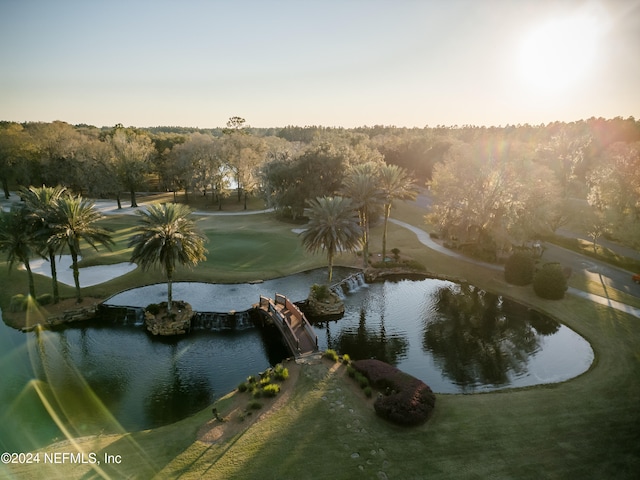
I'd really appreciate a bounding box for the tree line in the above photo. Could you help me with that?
[1,116,639,257]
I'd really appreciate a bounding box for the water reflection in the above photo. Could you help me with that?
[323,306,409,365]
[145,343,213,427]
[319,278,593,394]
[424,284,540,389]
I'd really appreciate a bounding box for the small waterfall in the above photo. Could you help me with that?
[331,286,346,300]
[96,305,144,326]
[330,272,367,298]
[191,311,255,331]
[344,272,366,292]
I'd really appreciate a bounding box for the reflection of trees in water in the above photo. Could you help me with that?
[423,284,554,389]
[145,344,213,428]
[528,310,560,336]
[331,296,409,365]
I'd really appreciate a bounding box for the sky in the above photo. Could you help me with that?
[1,0,639,128]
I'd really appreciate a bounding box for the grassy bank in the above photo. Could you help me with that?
[0,211,360,320]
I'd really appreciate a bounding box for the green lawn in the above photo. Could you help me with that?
[2,200,640,479]
[0,211,360,309]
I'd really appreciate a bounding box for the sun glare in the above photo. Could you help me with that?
[517,12,603,94]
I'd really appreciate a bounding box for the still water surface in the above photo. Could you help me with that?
[0,270,593,452]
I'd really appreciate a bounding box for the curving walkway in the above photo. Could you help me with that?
[389,218,640,319]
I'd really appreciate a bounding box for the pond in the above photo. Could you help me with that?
[322,278,593,393]
[0,270,593,452]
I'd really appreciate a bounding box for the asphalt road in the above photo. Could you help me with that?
[408,192,640,300]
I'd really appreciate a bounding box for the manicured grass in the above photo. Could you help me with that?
[0,211,361,311]
[2,200,640,479]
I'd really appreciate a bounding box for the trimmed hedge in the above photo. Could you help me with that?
[533,263,568,300]
[9,294,26,312]
[504,252,535,286]
[353,359,436,426]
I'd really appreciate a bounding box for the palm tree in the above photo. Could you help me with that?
[129,203,207,312]
[49,195,114,303]
[20,185,68,303]
[0,205,40,298]
[301,196,362,282]
[378,164,417,260]
[341,165,383,268]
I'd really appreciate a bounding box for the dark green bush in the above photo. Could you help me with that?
[37,293,53,306]
[353,359,436,426]
[145,303,161,315]
[533,263,568,300]
[504,252,535,286]
[355,372,370,389]
[9,294,26,312]
[237,382,248,393]
[364,386,373,398]
[311,284,331,302]
[248,400,263,410]
[347,366,356,378]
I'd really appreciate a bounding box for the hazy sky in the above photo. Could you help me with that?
[1,0,639,128]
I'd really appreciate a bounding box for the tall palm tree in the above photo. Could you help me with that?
[0,205,40,298]
[129,203,207,312]
[20,185,68,303]
[49,195,114,303]
[378,164,417,260]
[341,165,383,268]
[301,196,362,282]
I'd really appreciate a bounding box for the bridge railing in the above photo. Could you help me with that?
[261,295,300,352]
[283,297,318,351]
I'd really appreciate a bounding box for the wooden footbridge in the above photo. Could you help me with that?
[258,294,318,358]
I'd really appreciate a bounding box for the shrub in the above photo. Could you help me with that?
[341,354,351,365]
[274,364,289,381]
[355,372,370,389]
[145,303,161,315]
[533,263,568,300]
[248,400,263,410]
[353,359,436,426]
[36,293,53,306]
[323,349,339,362]
[310,284,331,302]
[391,248,400,260]
[9,294,26,312]
[247,375,257,384]
[262,383,280,397]
[347,366,356,378]
[363,386,373,398]
[504,252,535,286]
[259,375,272,386]
[237,382,248,393]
